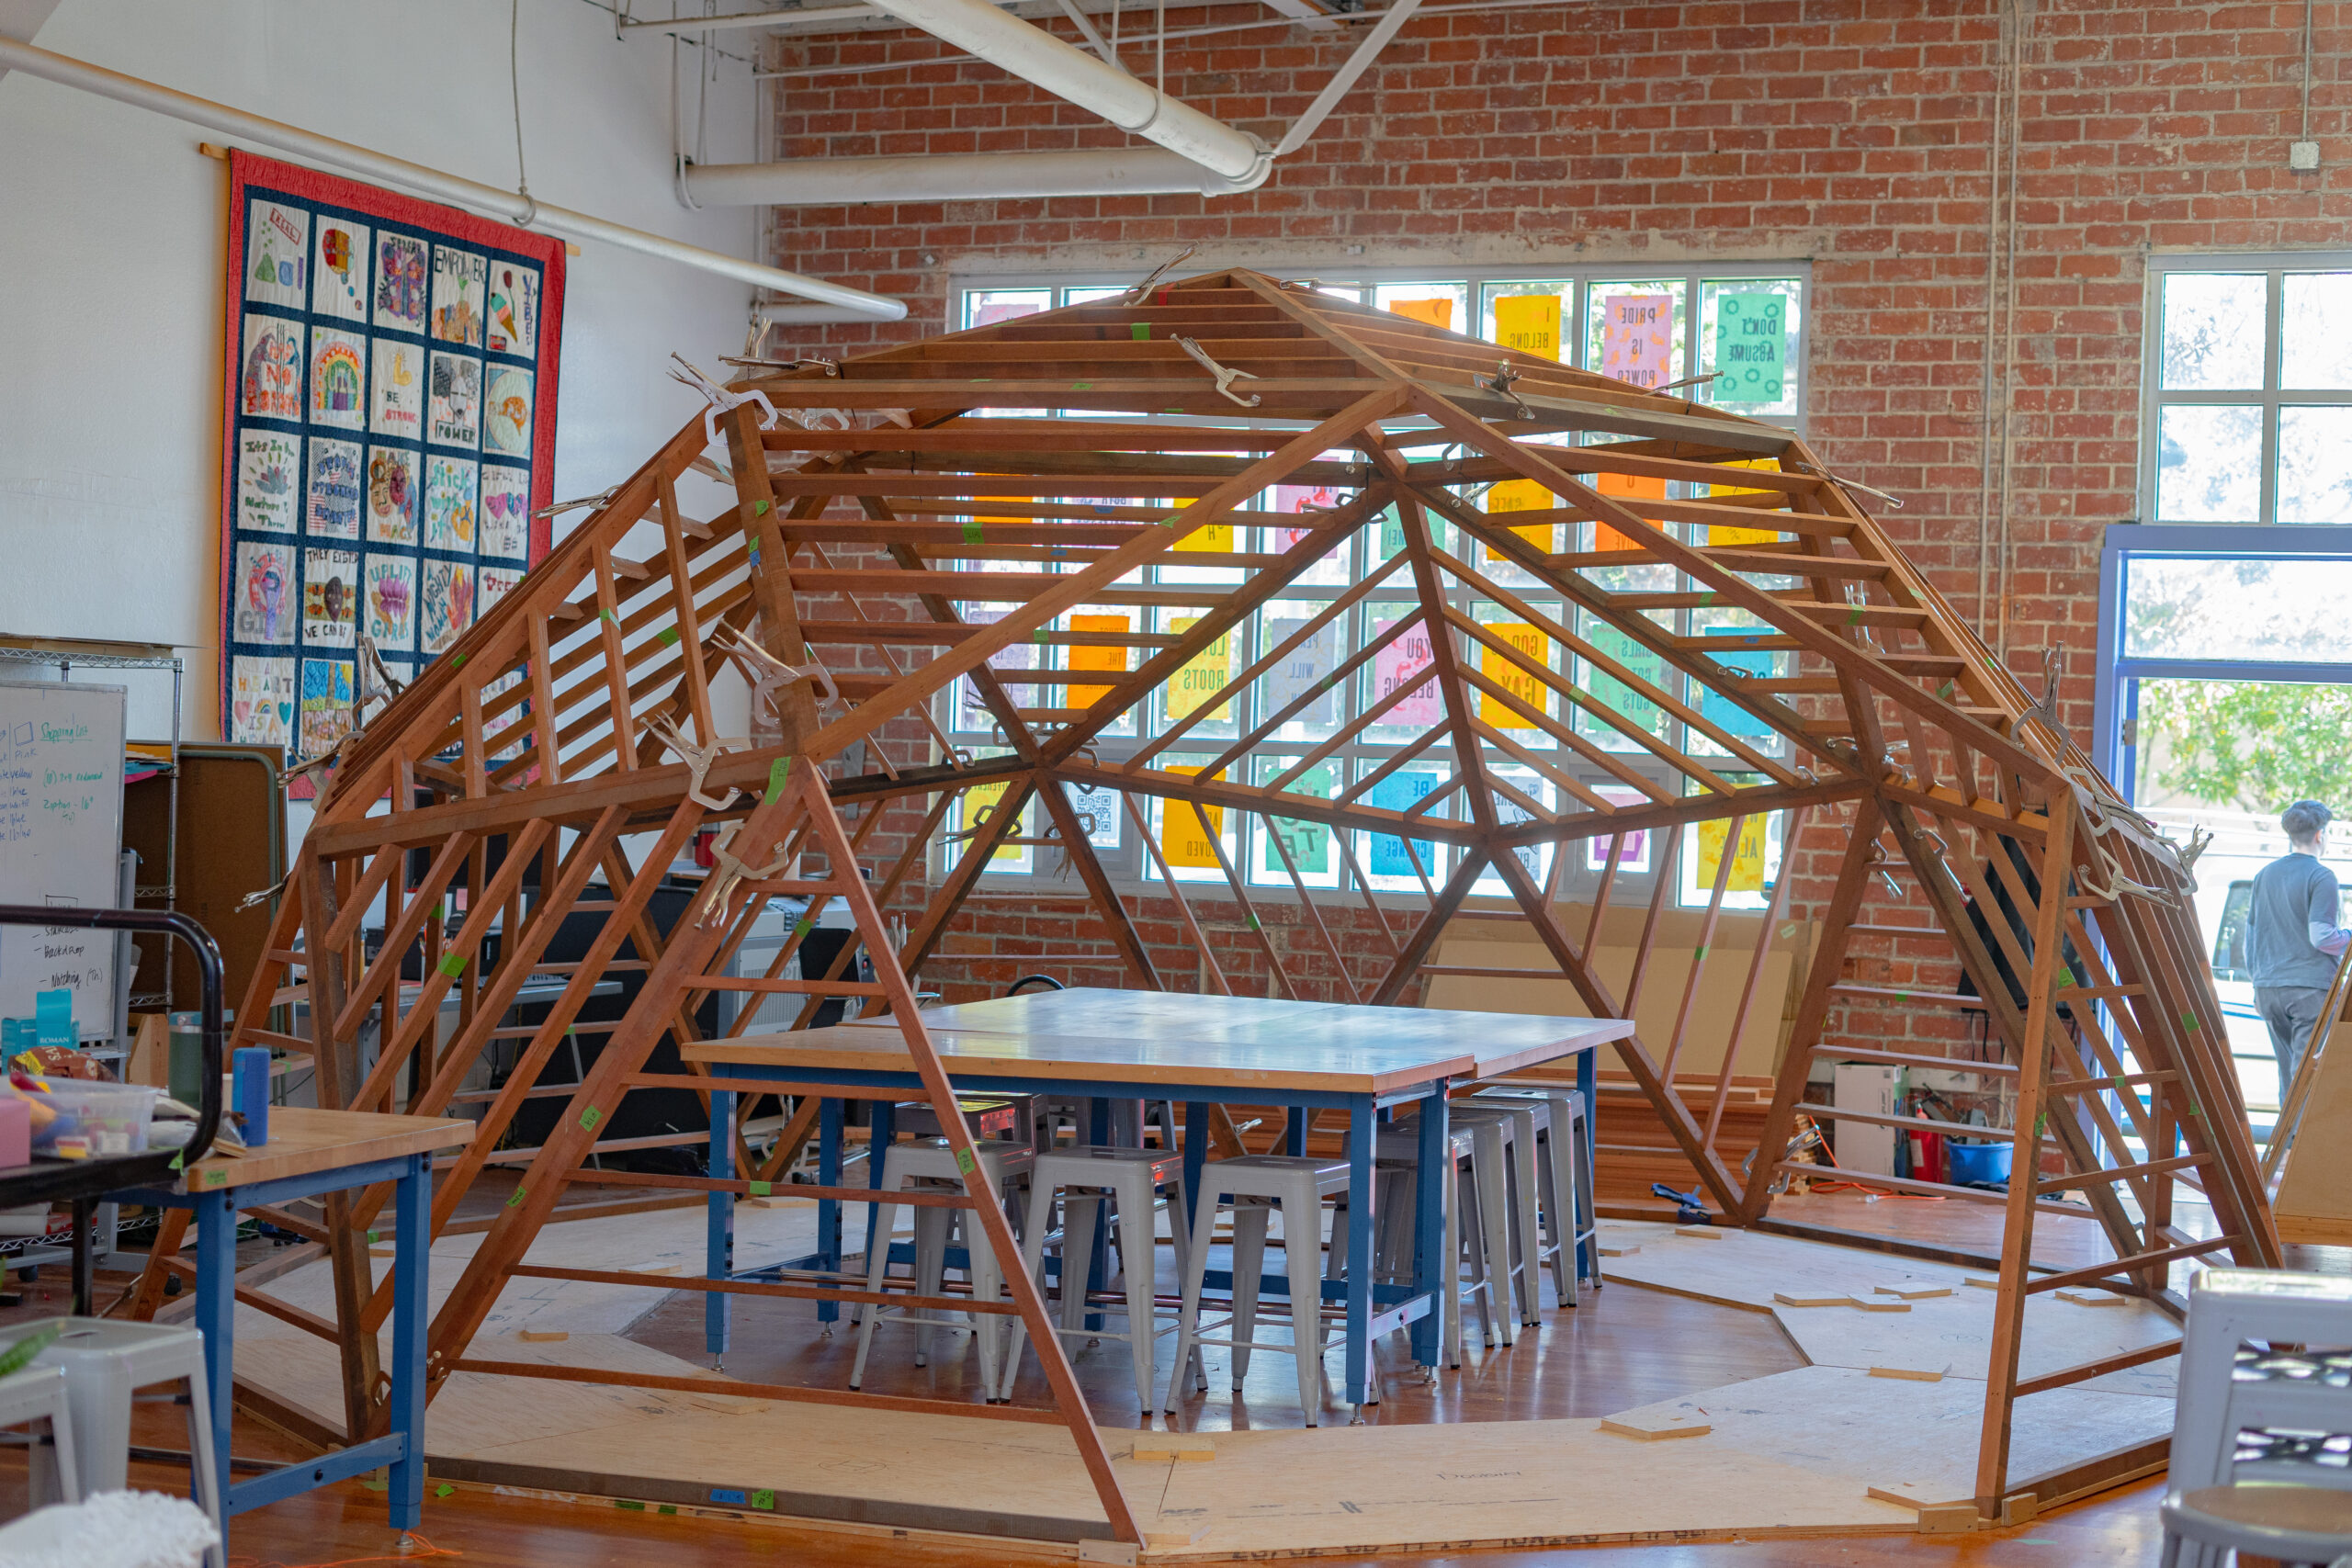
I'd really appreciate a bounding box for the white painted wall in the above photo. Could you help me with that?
[0,0,764,742]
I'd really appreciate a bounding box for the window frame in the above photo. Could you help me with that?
[2139,251,2352,528]
[937,261,1815,904]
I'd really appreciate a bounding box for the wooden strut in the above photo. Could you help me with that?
[169,268,2270,1539]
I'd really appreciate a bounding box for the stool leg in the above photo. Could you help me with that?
[970,1210,1005,1400]
[1443,1160,1464,1368]
[1534,1122,1572,1303]
[28,1393,78,1505]
[1061,1196,1102,1336]
[848,1177,906,1390]
[1001,1176,1057,1402]
[1508,1130,1543,1325]
[1164,1172,1205,1396]
[1228,1203,1270,1389]
[1165,1190,1221,1413]
[1115,1184,1159,1414]
[1472,1136,1516,1346]
[1280,1192,1327,1426]
[1460,1161,1497,1349]
[912,1200,950,1367]
[1569,1103,1600,1290]
[178,1359,224,1566]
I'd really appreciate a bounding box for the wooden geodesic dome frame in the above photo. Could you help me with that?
[151,269,2275,1537]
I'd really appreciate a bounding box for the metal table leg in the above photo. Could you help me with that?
[816,1097,843,1324]
[707,1089,733,1359]
[387,1154,428,1531]
[1410,1084,1447,1368]
[1344,1098,1375,1407]
[195,1188,236,1512]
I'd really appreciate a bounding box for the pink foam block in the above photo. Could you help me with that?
[0,1096,29,1169]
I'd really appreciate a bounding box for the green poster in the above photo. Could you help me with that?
[1264,766,1332,874]
[1378,505,1405,559]
[1578,622,1664,738]
[1714,293,1787,401]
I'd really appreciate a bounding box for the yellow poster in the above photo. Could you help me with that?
[1478,622,1548,727]
[1485,477,1555,560]
[1161,764,1226,869]
[1493,294,1561,361]
[1388,297,1453,331]
[1067,613,1129,707]
[1707,458,1782,547]
[1172,504,1234,554]
[1164,615,1234,723]
[960,779,1027,865]
[1695,816,1767,893]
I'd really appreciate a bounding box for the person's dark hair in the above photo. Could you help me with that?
[2284,800,2335,841]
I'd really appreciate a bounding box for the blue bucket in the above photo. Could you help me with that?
[1947,1141,2012,1187]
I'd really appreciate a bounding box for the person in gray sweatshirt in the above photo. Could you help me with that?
[2245,799,2352,1087]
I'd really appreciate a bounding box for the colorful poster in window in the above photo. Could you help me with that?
[1696,815,1767,893]
[1714,293,1787,401]
[1485,478,1555,560]
[1067,614,1130,707]
[1261,615,1340,727]
[1600,294,1673,389]
[1387,297,1453,331]
[1173,512,1233,554]
[236,432,300,534]
[1160,766,1226,869]
[1579,621,1664,735]
[1371,617,1442,726]
[959,778,1027,865]
[1704,458,1785,545]
[1478,622,1548,727]
[1164,615,1234,723]
[1262,765,1333,876]
[1493,293,1561,360]
[219,151,562,761]
[1368,772,1438,878]
[1698,627,1775,737]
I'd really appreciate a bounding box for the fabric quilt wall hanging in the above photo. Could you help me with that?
[218,150,565,773]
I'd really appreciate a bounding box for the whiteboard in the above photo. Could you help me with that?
[0,680,127,1038]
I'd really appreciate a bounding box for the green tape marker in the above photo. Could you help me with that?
[1847,605,1865,625]
[368,1230,379,1244]
[1130,322,1151,341]
[747,541,762,564]
[753,499,771,516]
[451,653,466,668]
[657,626,680,647]
[955,1146,977,1175]
[601,607,617,624]
[436,1483,455,1499]
[793,918,818,939]
[962,519,982,544]
[660,1505,677,1516]
[437,951,467,978]
[1034,628,1050,646]
[1694,944,1708,962]
[749,1179,773,1197]
[1248,914,1261,931]
[1698,592,1715,605]
[751,1489,776,1511]
[1071,380,1094,390]
[1938,682,1955,699]
[765,756,791,803]
[2181,1010,2198,1030]
[616,1499,645,1511]
[581,1106,604,1131]
[506,1185,528,1208]
[205,1168,229,1189]
[169,1152,184,1171]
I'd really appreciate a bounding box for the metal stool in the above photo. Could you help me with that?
[850,1139,1033,1399]
[1168,1154,1349,1423]
[1002,1145,1195,1411]
[1393,1106,1524,1342]
[1470,1087,1600,1305]
[27,1316,223,1567]
[0,1362,79,1506]
[2161,1268,2352,1567]
[1370,1122,1508,1365]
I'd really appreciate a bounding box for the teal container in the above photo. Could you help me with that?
[1947,1141,2012,1187]
[167,1010,206,1105]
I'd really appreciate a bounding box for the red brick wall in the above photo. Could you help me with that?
[776,0,2347,1024]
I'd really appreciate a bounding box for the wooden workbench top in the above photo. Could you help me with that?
[177,1105,474,1194]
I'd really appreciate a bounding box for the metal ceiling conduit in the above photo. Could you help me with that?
[681,0,1420,207]
[0,35,908,321]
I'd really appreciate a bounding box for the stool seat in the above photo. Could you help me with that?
[21,1316,222,1568]
[1169,1155,1351,1423]
[2164,1483,2352,1560]
[850,1140,1033,1398]
[1003,1145,1193,1411]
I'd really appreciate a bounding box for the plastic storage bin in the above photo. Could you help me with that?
[1946,1139,2012,1188]
[13,1082,160,1160]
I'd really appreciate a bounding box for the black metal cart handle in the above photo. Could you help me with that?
[0,904,225,1168]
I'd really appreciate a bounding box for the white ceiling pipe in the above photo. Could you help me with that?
[856,0,1271,183]
[686,145,1267,206]
[0,35,907,321]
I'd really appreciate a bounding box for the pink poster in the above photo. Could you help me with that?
[1372,618,1442,725]
[1270,481,1348,581]
[1600,295,1673,390]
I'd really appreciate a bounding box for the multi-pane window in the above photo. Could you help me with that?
[942,266,1811,904]
[2144,258,2352,525]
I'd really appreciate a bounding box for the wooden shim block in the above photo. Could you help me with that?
[1598,1243,1641,1257]
[1871,1281,1952,1300]
[1134,1434,1215,1463]
[2056,1287,2127,1307]
[518,1329,571,1343]
[1146,1523,1212,1547]
[2001,1491,2041,1526]
[1853,1298,1912,1313]
[1917,1502,1979,1533]
[1078,1539,1140,1565]
[1867,1362,1951,1382]
[1773,1291,1858,1308]
[1964,1275,1999,1289]
[1673,1225,1724,1240]
[1600,1410,1712,1441]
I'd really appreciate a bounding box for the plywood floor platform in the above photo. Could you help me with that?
[217,1202,2181,1559]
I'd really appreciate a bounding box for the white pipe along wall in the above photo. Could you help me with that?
[684,145,1267,206]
